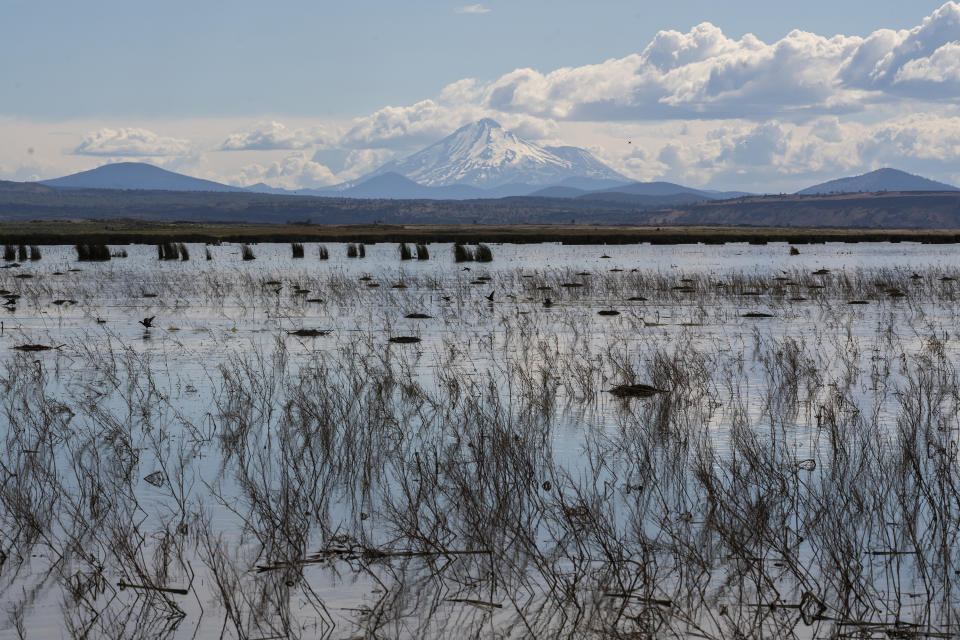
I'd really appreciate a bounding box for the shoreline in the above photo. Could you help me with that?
[2,220,960,245]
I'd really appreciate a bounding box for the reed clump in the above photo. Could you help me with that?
[157,241,188,260]
[75,243,111,261]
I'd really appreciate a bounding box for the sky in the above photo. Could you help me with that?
[2,0,960,192]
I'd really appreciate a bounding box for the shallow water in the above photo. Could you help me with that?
[1,241,959,639]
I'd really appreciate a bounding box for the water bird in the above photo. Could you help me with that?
[486,291,495,302]
[140,316,155,329]
[543,298,553,308]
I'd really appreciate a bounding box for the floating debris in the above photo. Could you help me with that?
[812,268,830,275]
[388,336,421,344]
[561,283,583,288]
[627,296,647,301]
[306,298,324,303]
[405,313,432,319]
[13,344,55,352]
[606,384,667,398]
[144,471,165,488]
[287,329,331,337]
[848,300,869,305]
[598,309,620,316]
[742,312,774,318]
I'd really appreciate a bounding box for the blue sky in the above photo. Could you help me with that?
[2,1,960,191]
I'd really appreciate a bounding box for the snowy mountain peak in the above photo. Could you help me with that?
[372,119,627,188]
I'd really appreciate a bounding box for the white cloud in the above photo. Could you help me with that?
[234,152,337,189]
[74,127,192,156]
[221,121,325,151]
[340,99,486,150]
[455,4,490,14]
[351,2,960,128]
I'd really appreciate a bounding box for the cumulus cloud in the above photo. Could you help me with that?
[455,4,490,14]
[340,97,559,153]
[74,127,192,156]
[235,152,337,189]
[602,111,960,191]
[221,121,324,151]
[340,100,483,149]
[343,2,960,140]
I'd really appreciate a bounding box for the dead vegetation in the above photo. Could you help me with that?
[0,245,957,638]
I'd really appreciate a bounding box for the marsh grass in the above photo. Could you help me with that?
[1,255,959,638]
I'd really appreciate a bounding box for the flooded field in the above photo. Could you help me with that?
[2,240,960,639]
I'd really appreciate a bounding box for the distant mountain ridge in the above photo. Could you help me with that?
[797,168,959,195]
[35,158,960,205]
[40,162,244,192]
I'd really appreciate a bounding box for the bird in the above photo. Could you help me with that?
[486,291,495,302]
[139,316,155,329]
[441,296,452,302]
[543,298,553,308]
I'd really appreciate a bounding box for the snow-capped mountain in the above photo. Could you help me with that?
[369,119,627,188]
